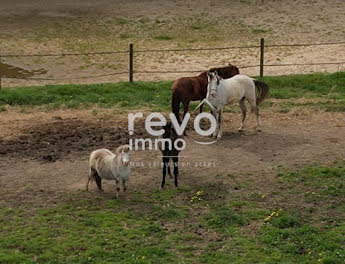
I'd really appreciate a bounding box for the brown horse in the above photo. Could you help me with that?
[171,64,239,123]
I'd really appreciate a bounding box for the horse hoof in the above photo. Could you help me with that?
[238,128,244,132]
[256,128,262,132]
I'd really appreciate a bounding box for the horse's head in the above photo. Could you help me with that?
[116,144,131,166]
[207,71,222,98]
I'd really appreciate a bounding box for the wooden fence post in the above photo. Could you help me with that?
[0,49,2,90]
[260,38,265,77]
[129,43,134,82]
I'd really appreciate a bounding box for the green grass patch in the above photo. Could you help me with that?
[0,164,344,263]
[251,28,270,34]
[0,205,175,263]
[154,35,173,40]
[0,81,172,110]
[260,72,345,99]
[278,164,345,199]
[1,72,345,111]
[205,205,248,230]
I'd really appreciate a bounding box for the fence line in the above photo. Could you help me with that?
[2,41,345,58]
[133,62,345,75]
[3,62,344,81]
[2,72,129,81]
[2,50,128,58]
[265,41,345,48]
[1,39,344,84]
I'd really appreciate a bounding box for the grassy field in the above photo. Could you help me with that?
[1,72,345,263]
[0,163,344,263]
[0,72,344,112]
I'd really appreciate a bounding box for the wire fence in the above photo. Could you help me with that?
[0,39,345,88]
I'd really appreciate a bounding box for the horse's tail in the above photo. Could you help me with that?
[171,83,181,123]
[254,79,269,106]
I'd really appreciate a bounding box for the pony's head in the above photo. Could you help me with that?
[207,71,222,98]
[116,144,131,166]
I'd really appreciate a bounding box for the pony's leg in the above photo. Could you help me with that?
[199,100,204,113]
[217,109,223,139]
[94,173,103,192]
[161,157,169,188]
[122,179,128,192]
[172,157,179,187]
[238,98,247,132]
[115,179,120,198]
[167,164,172,178]
[86,168,95,191]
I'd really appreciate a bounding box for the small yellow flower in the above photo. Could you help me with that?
[264,216,271,222]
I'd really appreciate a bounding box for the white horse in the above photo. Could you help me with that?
[197,71,269,139]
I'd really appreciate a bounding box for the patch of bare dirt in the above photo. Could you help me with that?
[0,108,344,208]
[0,117,144,162]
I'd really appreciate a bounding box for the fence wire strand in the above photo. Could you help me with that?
[3,72,128,81]
[2,50,128,58]
[1,40,344,82]
[134,62,345,75]
[2,41,345,57]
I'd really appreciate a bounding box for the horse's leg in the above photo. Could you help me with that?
[213,111,219,138]
[161,157,169,188]
[172,157,179,187]
[217,108,223,139]
[182,102,189,135]
[182,101,189,120]
[254,105,261,131]
[247,98,261,132]
[208,109,217,138]
[199,100,204,113]
[238,97,247,132]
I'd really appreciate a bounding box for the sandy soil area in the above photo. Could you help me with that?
[0,0,344,86]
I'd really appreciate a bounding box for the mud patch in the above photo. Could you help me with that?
[0,62,47,79]
[0,117,148,162]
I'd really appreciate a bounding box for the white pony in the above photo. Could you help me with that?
[197,71,269,139]
[87,145,131,197]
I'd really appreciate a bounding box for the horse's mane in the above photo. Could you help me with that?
[199,64,239,79]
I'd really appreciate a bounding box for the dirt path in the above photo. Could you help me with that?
[0,108,344,207]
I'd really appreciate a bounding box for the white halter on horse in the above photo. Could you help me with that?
[196,71,269,139]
